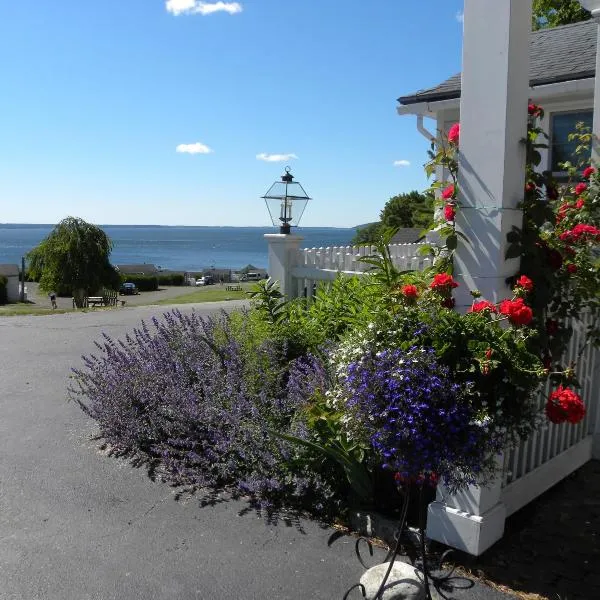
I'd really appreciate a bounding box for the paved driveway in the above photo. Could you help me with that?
[0,304,510,600]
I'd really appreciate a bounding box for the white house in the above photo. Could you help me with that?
[398,20,596,177]
[0,264,21,303]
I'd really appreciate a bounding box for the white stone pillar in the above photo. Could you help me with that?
[453,0,532,308]
[426,0,532,556]
[264,234,303,299]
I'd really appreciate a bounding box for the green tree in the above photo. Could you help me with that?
[532,0,590,30]
[27,217,119,306]
[352,222,382,245]
[380,190,433,231]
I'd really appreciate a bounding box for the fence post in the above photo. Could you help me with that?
[264,234,303,298]
[426,0,532,556]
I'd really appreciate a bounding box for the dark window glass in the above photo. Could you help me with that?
[551,111,593,172]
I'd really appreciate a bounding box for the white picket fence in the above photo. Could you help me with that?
[289,242,429,299]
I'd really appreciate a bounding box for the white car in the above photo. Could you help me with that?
[195,276,214,286]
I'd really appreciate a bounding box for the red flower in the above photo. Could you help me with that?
[444,204,456,221]
[525,182,537,193]
[440,297,456,309]
[575,182,588,195]
[469,300,497,314]
[560,224,600,244]
[430,273,459,292]
[556,203,572,223]
[546,319,559,336]
[575,198,585,209]
[545,386,586,425]
[566,263,578,274]
[441,184,455,200]
[528,103,543,117]
[485,348,493,359]
[499,297,533,326]
[583,166,596,179]
[401,284,419,298]
[515,275,533,293]
[448,123,460,145]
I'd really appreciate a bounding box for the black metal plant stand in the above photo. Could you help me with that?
[342,484,456,600]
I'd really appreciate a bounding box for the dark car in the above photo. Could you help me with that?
[119,282,138,295]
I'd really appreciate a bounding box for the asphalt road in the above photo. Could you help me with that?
[0,304,512,600]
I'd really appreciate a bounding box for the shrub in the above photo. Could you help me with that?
[157,273,185,286]
[120,274,159,291]
[70,309,342,514]
[0,275,7,305]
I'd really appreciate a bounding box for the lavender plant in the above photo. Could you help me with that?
[70,309,341,514]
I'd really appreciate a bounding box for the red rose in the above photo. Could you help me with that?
[546,319,559,336]
[545,386,586,425]
[469,300,497,314]
[441,184,455,200]
[528,103,543,117]
[401,284,419,298]
[575,182,588,195]
[499,297,533,326]
[575,198,585,209]
[485,348,493,359]
[444,204,456,221]
[448,123,460,145]
[566,263,578,274]
[583,166,596,179]
[525,182,537,193]
[430,273,459,292]
[560,224,600,244]
[515,275,533,293]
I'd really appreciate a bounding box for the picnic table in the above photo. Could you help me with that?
[226,285,243,292]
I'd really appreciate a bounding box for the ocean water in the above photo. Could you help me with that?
[0,224,356,272]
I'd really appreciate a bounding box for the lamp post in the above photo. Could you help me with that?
[262,167,312,298]
[261,166,311,234]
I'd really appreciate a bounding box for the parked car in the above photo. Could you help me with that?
[241,272,262,282]
[195,276,214,286]
[119,282,138,295]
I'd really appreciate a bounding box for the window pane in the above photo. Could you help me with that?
[551,111,593,172]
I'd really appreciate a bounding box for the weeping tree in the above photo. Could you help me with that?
[27,217,119,307]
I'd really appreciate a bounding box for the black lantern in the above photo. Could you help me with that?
[261,166,311,234]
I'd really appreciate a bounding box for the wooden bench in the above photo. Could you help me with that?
[226,285,243,292]
[87,296,105,307]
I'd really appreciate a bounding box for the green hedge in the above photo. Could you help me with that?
[120,274,159,292]
[157,273,185,286]
[0,275,7,305]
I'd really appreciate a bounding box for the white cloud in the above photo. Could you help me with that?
[456,11,464,23]
[393,159,411,167]
[256,153,298,162]
[166,0,243,16]
[176,142,213,154]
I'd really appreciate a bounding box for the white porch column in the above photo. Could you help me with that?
[580,2,600,163]
[453,0,532,308]
[264,234,303,299]
[427,0,532,556]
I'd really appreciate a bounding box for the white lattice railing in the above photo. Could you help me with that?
[290,242,429,299]
[499,311,599,516]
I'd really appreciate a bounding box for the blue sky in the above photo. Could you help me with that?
[0,0,464,227]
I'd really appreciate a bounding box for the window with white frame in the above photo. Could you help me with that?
[550,110,593,173]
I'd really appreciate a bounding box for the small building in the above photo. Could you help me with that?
[390,228,423,245]
[0,264,20,302]
[115,264,159,276]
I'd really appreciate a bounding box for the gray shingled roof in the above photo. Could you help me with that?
[399,20,597,105]
[390,228,423,244]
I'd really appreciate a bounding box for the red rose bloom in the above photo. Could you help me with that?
[575,198,585,209]
[528,103,543,117]
[430,273,459,292]
[560,224,600,244]
[583,166,596,179]
[575,182,588,195]
[448,123,460,145]
[545,386,586,425]
[566,263,578,274]
[469,300,497,314]
[499,297,533,326]
[441,184,455,200]
[401,284,419,298]
[444,204,456,221]
[525,182,537,193]
[515,275,533,293]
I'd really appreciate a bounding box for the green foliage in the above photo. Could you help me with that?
[352,222,382,245]
[26,217,119,304]
[532,0,590,30]
[157,273,185,286]
[121,274,159,292]
[0,275,7,305]
[248,278,288,325]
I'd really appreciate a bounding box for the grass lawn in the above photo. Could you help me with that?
[0,304,75,316]
[154,283,255,305]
